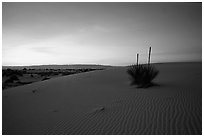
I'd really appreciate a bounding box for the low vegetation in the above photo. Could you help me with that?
[2,68,104,90]
[127,64,159,88]
[4,75,19,83]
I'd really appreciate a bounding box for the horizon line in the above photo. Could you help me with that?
[2,60,202,67]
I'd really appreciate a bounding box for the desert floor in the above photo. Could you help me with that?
[2,62,202,135]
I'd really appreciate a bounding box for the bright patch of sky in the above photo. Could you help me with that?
[3,2,201,66]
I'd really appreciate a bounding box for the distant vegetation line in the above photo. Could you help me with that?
[2,67,105,90]
[2,64,112,70]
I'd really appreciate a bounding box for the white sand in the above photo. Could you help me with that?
[2,62,202,135]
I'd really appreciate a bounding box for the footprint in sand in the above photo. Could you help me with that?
[32,89,37,93]
[90,106,105,114]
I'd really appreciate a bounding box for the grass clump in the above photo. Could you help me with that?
[42,77,50,81]
[127,64,159,88]
[5,75,19,83]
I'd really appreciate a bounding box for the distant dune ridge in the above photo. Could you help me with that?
[2,62,202,135]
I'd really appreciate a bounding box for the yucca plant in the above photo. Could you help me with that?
[127,64,159,88]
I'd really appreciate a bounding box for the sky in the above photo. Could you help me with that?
[2,2,202,66]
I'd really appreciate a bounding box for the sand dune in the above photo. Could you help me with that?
[2,62,202,135]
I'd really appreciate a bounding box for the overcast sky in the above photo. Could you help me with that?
[2,2,201,66]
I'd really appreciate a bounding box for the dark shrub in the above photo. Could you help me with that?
[22,68,27,74]
[13,70,23,76]
[62,72,73,76]
[3,69,23,77]
[10,75,19,80]
[5,75,19,83]
[4,78,13,83]
[53,72,59,75]
[2,84,6,90]
[42,77,50,81]
[3,69,13,76]
[39,72,53,77]
[127,64,159,88]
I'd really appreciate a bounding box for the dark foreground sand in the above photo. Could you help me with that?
[2,62,202,135]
